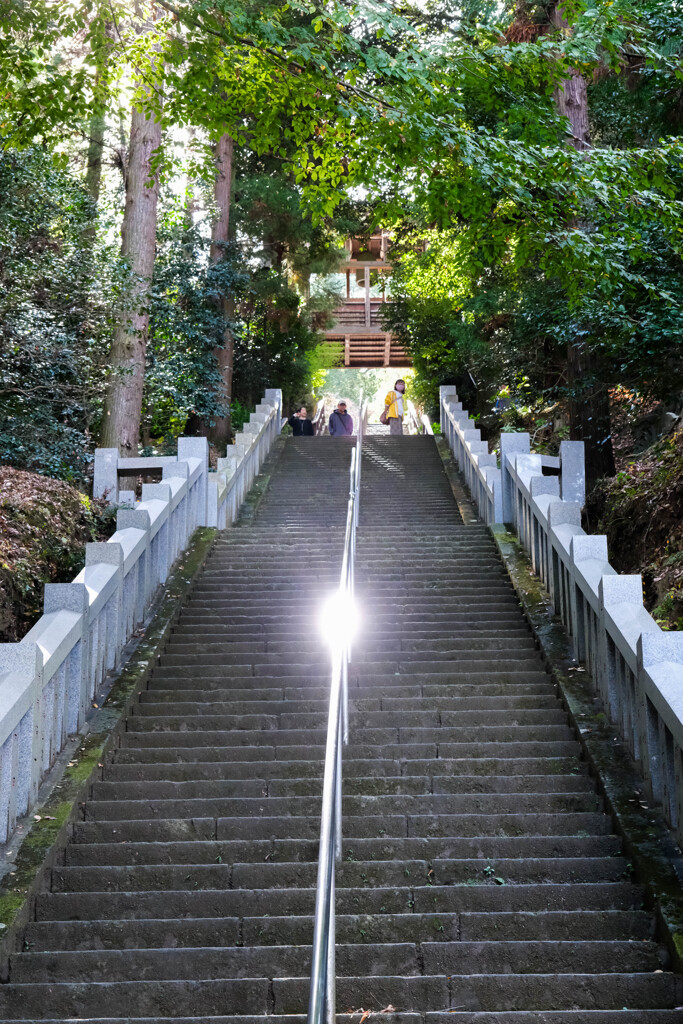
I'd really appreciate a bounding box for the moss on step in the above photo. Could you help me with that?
[235,436,287,526]
[0,525,217,967]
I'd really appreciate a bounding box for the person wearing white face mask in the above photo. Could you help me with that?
[383,379,406,435]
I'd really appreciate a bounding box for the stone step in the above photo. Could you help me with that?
[113,741,583,763]
[52,855,627,894]
[162,637,537,655]
[88,776,596,803]
[118,729,577,753]
[157,648,539,669]
[9,940,667,985]
[125,709,569,732]
[73,806,610,845]
[102,759,588,781]
[11,1014,681,1024]
[135,694,560,714]
[148,669,552,688]
[169,627,532,641]
[199,565,506,577]
[81,790,601,821]
[64,834,622,866]
[9,943,415,983]
[147,671,553,689]
[435,1014,683,1024]
[35,882,647,923]
[136,686,557,705]
[182,596,522,612]
[22,909,654,951]
[274,973,683,1014]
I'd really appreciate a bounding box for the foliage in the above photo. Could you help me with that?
[320,368,384,406]
[586,430,683,629]
[0,466,116,642]
[0,148,113,481]
[307,343,344,396]
[230,262,328,413]
[143,211,236,442]
[0,0,114,147]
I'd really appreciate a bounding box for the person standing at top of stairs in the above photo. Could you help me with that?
[383,378,406,435]
[329,400,354,436]
[288,406,314,436]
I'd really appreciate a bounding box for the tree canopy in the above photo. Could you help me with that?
[1,0,682,479]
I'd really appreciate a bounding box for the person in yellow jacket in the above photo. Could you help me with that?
[384,379,406,435]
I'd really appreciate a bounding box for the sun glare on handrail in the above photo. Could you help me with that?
[318,588,359,652]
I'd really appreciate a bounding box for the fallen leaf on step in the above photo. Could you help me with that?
[380,1006,396,1013]
[360,1010,371,1023]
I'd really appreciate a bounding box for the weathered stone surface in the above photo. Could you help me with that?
[1,435,680,1021]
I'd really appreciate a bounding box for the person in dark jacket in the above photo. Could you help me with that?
[288,406,314,436]
[328,400,354,436]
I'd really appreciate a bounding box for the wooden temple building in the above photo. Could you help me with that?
[322,232,411,367]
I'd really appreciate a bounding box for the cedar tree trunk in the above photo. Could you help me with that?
[206,132,234,448]
[85,109,106,203]
[100,101,162,453]
[552,6,616,486]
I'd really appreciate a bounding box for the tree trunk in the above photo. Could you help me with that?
[553,69,590,151]
[85,109,106,203]
[100,101,162,454]
[567,339,616,487]
[551,4,615,485]
[83,22,113,236]
[205,132,235,448]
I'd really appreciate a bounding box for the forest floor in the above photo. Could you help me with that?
[585,404,683,631]
[0,468,116,643]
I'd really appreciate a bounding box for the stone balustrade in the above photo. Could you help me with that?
[0,389,282,844]
[440,384,683,843]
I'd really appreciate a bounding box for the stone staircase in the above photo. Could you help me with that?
[1,435,682,1023]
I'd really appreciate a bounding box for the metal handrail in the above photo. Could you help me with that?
[308,397,367,1024]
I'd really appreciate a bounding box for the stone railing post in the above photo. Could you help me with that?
[499,433,530,525]
[559,440,586,506]
[85,542,125,670]
[177,436,209,526]
[93,448,119,502]
[43,582,89,732]
[265,388,283,431]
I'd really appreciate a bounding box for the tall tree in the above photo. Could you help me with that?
[84,29,111,205]
[550,3,616,484]
[207,132,235,447]
[100,95,162,452]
